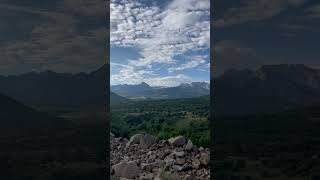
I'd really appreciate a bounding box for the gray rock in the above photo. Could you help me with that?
[192,158,201,169]
[185,139,193,151]
[139,134,158,149]
[172,164,188,172]
[200,152,209,166]
[176,157,186,165]
[112,161,139,179]
[172,151,185,158]
[126,134,143,147]
[164,156,175,166]
[173,165,185,172]
[184,175,194,180]
[139,176,153,180]
[168,136,187,147]
[111,134,210,180]
[141,163,154,172]
[193,145,199,153]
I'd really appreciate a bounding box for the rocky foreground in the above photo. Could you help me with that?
[111,133,210,180]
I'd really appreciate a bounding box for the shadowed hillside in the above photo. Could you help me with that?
[0,65,109,179]
[215,64,320,115]
[0,93,70,130]
[213,64,320,179]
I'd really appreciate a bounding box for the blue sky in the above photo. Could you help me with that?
[110,0,210,87]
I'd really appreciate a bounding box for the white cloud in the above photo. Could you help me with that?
[145,74,193,87]
[168,55,208,72]
[110,0,210,86]
[110,0,209,64]
[111,62,192,87]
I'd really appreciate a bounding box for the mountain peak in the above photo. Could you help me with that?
[139,82,150,87]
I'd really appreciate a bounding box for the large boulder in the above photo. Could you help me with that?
[126,134,143,147]
[112,161,139,179]
[139,134,157,149]
[168,136,186,147]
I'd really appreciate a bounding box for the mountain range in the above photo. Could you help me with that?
[0,64,109,107]
[214,64,320,115]
[111,82,210,100]
[1,63,319,114]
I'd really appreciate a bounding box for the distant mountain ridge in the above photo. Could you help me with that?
[214,64,320,115]
[0,64,109,107]
[111,82,153,97]
[111,82,210,100]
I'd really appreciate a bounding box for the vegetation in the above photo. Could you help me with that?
[111,96,210,147]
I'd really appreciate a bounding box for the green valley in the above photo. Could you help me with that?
[111,96,210,147]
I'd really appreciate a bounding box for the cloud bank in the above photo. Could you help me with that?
[110,0,210,86]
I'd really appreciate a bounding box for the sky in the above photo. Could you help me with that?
[110,0,210,87]
[214,0,320,75]
[0,0,107,75]
[2,0,317,82]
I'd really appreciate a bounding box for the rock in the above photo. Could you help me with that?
[172,151,185,158]
[111,134,210,180]
[159,149,171,159]
[139,175,153,180]
[112,161,139,179]
[184,174,194,180]
[164,156,175,166]
[185,139,193,151]
[126,134,143,147]
[193,145,199,153]
[141,163,154,172]
[139,134,157,149]
[192,158,201,169]
[173,165,186,172]
[168,136,187,147]
[176,157,186,165]
[200,152,209,166]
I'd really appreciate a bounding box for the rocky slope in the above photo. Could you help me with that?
[111,133,210,180]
